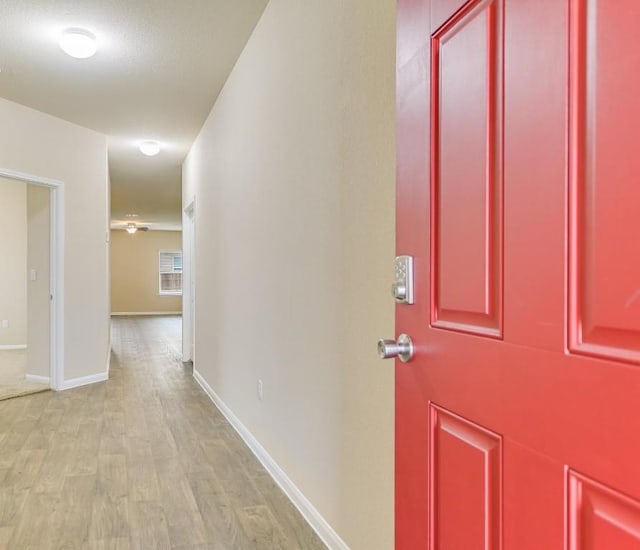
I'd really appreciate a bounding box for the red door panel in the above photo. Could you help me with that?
[429,405,502,550]
[396,0,640,547]
[431,0,503,337]
[568,471,640,549]
[569,0,640,363]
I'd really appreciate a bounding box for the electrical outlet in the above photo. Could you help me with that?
[1,320,8,329]
[257,379,264,401]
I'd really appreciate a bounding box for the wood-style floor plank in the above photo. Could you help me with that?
[55,473,96,548]
[0,316,326,549]
[0,527,12,548]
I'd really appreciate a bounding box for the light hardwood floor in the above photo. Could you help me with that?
[0,315,327,549]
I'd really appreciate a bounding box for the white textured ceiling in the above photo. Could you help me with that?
[0,0,268,230]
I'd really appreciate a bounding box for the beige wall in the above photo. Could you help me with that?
[27,185,50,378]
[0,178,27,347]
[183,1,395,548]
[111,230,182,314]
[0,97,109,382]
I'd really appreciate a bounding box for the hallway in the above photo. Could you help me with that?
[0,316,326,549]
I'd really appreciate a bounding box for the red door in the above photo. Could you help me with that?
[395,0,640,548]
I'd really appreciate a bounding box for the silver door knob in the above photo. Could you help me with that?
[377,333,414,362]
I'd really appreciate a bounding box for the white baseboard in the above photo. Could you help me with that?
[193,369,349,550]
[111,312,181,316]
[25,374,50,385]
[0,344,27,350]
[62,371,108,390]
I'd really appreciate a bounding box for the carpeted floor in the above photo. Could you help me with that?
[0,349,50,401]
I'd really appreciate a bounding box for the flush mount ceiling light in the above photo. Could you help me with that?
[139,140,161,156]
[59,28,97,59]
[126,223,138,234]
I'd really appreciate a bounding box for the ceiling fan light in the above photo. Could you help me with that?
[59,28,97,59]
[139,141,161,156]
[126,223,138,234]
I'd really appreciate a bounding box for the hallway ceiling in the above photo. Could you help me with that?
[0,0,268,230]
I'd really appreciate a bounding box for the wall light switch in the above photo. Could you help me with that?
[29,269,37,281]
[2,320,8,329]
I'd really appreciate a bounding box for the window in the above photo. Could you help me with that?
[159,250,182,295]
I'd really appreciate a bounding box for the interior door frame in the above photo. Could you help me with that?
[0,167,64,391]
[182,198,195,363]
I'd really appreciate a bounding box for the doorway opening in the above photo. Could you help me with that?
[0,168,64,393]
[109,223,184,357]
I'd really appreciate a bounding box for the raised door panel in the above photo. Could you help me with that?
[431,0,503,337]
[569,0,640,363]
[429,404,502,549]
[568,471,640,549]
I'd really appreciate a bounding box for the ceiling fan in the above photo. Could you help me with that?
[125,222,149,234]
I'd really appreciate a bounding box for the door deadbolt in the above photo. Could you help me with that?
[392,256,414,304]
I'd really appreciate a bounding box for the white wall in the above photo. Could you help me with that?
[0,178,27,347]
[183,1,395,548]
[0,98,110,383]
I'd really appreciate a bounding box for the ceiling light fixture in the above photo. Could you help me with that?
[139,141,161,156]
[59,28,97,59]
[126,223,138,234]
